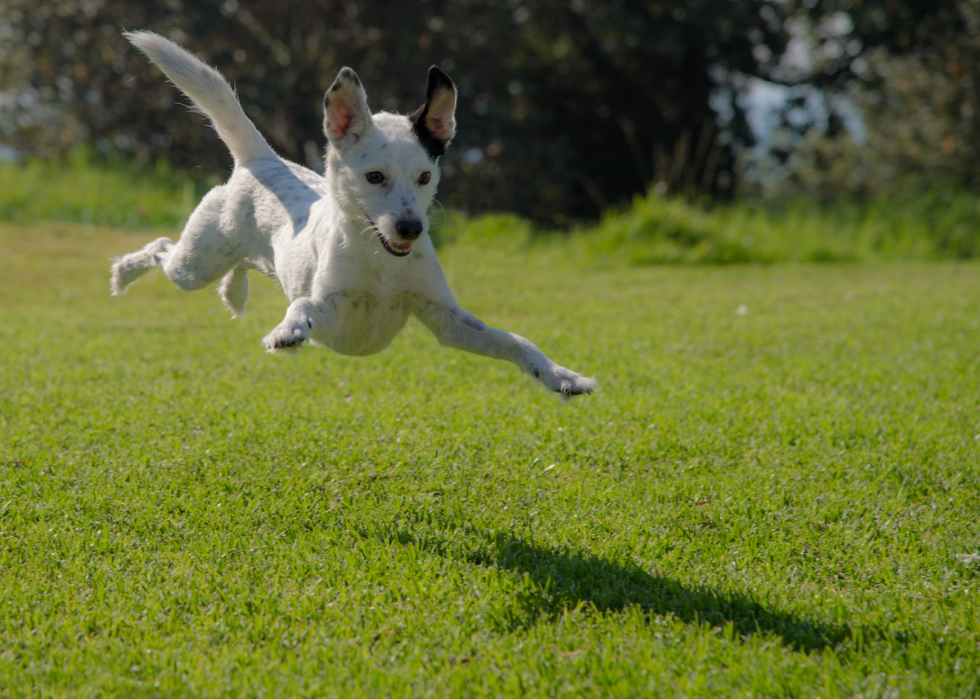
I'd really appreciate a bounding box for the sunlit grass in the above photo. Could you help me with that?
[434,189,980,264]
[1,220,978,697]
[0,151,212,230]
[3,155,979,262]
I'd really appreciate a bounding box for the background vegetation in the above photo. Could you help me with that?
[2,0,977,222]
[4,153,979,264]
[2,3,979,695]
[0,149,208,229]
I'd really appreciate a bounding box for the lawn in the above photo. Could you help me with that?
[1,220,978,697]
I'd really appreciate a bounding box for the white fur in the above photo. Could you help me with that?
[111,31,594,397]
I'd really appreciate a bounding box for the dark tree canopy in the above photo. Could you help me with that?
[0,0,972,220]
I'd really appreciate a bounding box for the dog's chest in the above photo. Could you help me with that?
[327,289,414,356]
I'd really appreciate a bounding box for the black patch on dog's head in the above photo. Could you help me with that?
[410,66,457,160]
[410,112,446,159]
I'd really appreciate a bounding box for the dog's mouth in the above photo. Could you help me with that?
[360,206,413,257]
[377,232,412,257]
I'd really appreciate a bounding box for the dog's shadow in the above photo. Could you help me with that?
[375,527,854,653]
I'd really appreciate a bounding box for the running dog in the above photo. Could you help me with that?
[111,31,594,397]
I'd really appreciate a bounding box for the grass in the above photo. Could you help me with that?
[0,151,210,230]
[4,154,980,261]
[432,188,980,264]
[1,219,979,697]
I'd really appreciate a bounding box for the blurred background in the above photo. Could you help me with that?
[0,0,975,226]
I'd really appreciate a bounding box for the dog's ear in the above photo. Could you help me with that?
[411,66,457,159]
[323,67,372,150]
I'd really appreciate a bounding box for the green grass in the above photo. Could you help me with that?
[4,155,980,261]
[0,152,210,230]
[432,189,980,264]
[1,220,979,697]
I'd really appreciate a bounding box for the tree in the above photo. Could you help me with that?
[740,0,980,200]
[1,0,794,221]
[4,0,969,220]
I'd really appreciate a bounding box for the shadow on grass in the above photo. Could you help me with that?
[376,527,853,653]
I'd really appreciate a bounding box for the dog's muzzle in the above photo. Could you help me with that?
[360,206,416,257]
[377,219,424,257]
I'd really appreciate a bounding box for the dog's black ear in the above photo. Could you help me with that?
[323,67,373,150]
[410,66,457,159]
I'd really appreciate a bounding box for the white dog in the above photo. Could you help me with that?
[111,31,594,396]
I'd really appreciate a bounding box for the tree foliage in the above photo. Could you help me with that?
[0,0,974,219]
[742,0,980,200]
[0,0,783,221]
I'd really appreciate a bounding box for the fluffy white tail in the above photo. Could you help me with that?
[124,30,276,164]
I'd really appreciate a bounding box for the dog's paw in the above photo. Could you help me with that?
[109,261,128,296]
[538,365,595,397]
[110,258,142,296]
[262,323,309,353]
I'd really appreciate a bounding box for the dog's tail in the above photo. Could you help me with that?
[124,30,275,165]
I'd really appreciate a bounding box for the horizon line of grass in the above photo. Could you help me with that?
[433,188,980,264]
[2,152,978,263]
[0,148,216,231]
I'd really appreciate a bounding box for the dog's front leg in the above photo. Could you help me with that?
[262,296,337,353]
[416,302,595,396]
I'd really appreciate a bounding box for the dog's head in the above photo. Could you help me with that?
[322,66,457,257]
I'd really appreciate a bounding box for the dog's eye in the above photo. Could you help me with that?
[365,171,385,184]
[419,171,431,185]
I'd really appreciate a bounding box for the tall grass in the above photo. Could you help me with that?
[0,149,213,230]
[584,188,980,263]
[3,154,978,262]
[435,189,980,264]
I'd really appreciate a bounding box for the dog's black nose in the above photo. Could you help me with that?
[395,219,423,240]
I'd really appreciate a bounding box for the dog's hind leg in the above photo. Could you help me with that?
[111,237,175,295]
[112,187,248,297]
[110,225,240,297]
[218,264,249,318]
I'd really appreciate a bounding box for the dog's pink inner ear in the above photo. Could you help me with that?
[326,106,357,142]
[425,88,456,143]
[324,70,370,147]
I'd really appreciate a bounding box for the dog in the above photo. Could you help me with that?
[111,31,594,397]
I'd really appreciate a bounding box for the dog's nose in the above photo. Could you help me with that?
[395,219,423,240]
